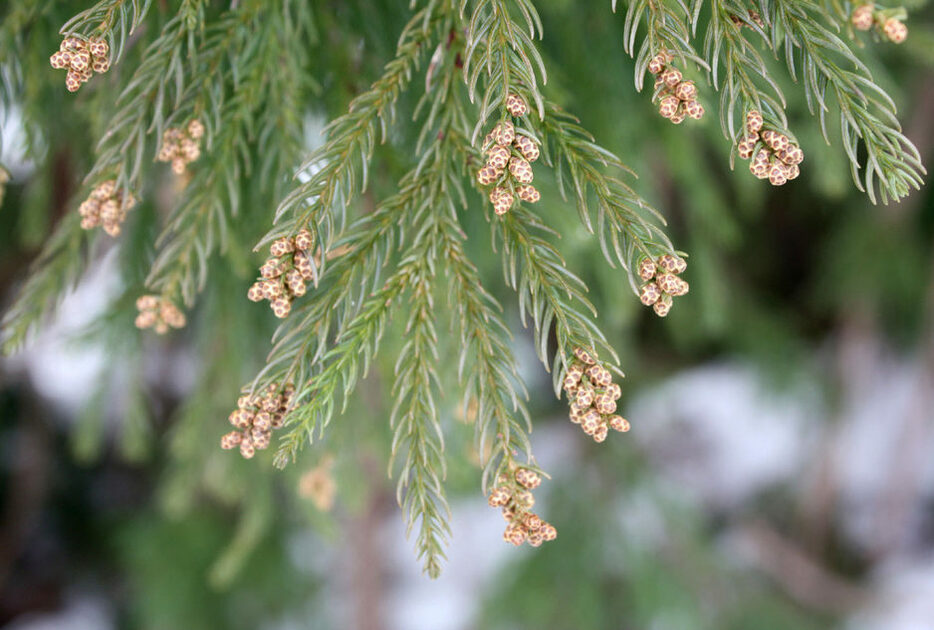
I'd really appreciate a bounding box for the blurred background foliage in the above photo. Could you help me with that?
[1,0,933,629]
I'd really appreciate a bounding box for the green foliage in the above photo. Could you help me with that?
[146,1,313,305]
[619,0,708,91]
[264,5,444,248]
[0,0,929,586]
[771,0,926,203]
[705,0,789,138]
[461,0,547,132]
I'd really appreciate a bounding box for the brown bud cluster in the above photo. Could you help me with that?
[134,295,186,334]
[851,4,908,43]
[562,347,630,442]
[736,110,803,186]
[488,465,557,547]
[637,254,688,317]
[221,384,294,459]
[247,229,315,318]
[49,37,109,92]
[157,120,204,174]
[78,180,136,236]
[648,52,704,124]
[476,93,542,216]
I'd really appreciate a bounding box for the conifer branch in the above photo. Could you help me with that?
[539,103,677,291]
[1,214,89,353]
[421,26,541,534]
[2,1,207,352]
[386,36,481,577]
[256,9,455,466]
[390,212,449,578]
[259,170,456,577]
[615,0,708,91]
[86,1,205,192]
[461,0,547,137]
[272,275,399,463]
[60,0,157,63]
[261,207,404,393]
[145,3,309,306]
[265,158,446,466]
[272,206,440,467]
[267,28,465,459]
[493,205,617,391]
[771,0,925,203]
[462,0,625,382]
[705,0,789,140]
[261,6,448,255]
[439,211,535,492]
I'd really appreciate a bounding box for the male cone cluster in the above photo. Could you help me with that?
[648,52,704,123]
[157,120,205,174]
[851,3,908,43]
[736,110,803,186]
[487,464,557,547]
[247,229,316,318]
[78,179,136,236]
[221,384,294,459]
[476,93,542,216]
[562,347,630,442]
[134,295,186,334]
[49,36,110,92]
[637,254,689,317]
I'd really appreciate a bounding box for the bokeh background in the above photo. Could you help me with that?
[2,1,934,629]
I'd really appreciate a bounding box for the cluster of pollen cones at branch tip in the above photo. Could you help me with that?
[50,36,110,92]
[134,295,185,334]
[247,230,316,318]
[563,347,630,442]
[157,120,204,174]
[476,94,542,216]
[649,52,704,124]
[221,384,295,459]
[851,3,907,43]
[638,254,689,317]
[737,111,803,186]
[78,179,136,236]
[488,464,557,547]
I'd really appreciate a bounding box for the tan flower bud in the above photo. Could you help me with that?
[661,68,682,87]
[486,144,510,169]
[492,121,515,145]
[745,110,764,135]
[674,81,697,101]
[883,17,907,43]
[653,293,673,317]
[572,347,597,365]
[608,415,631,432]
[640,282,661,306]
[513,135,540,162]
[477,164,502,186]
[505,93,528,117]
[516,184,540,203]
[507,157,534,184]
[638,257,657,281]
[656,253,687,274]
